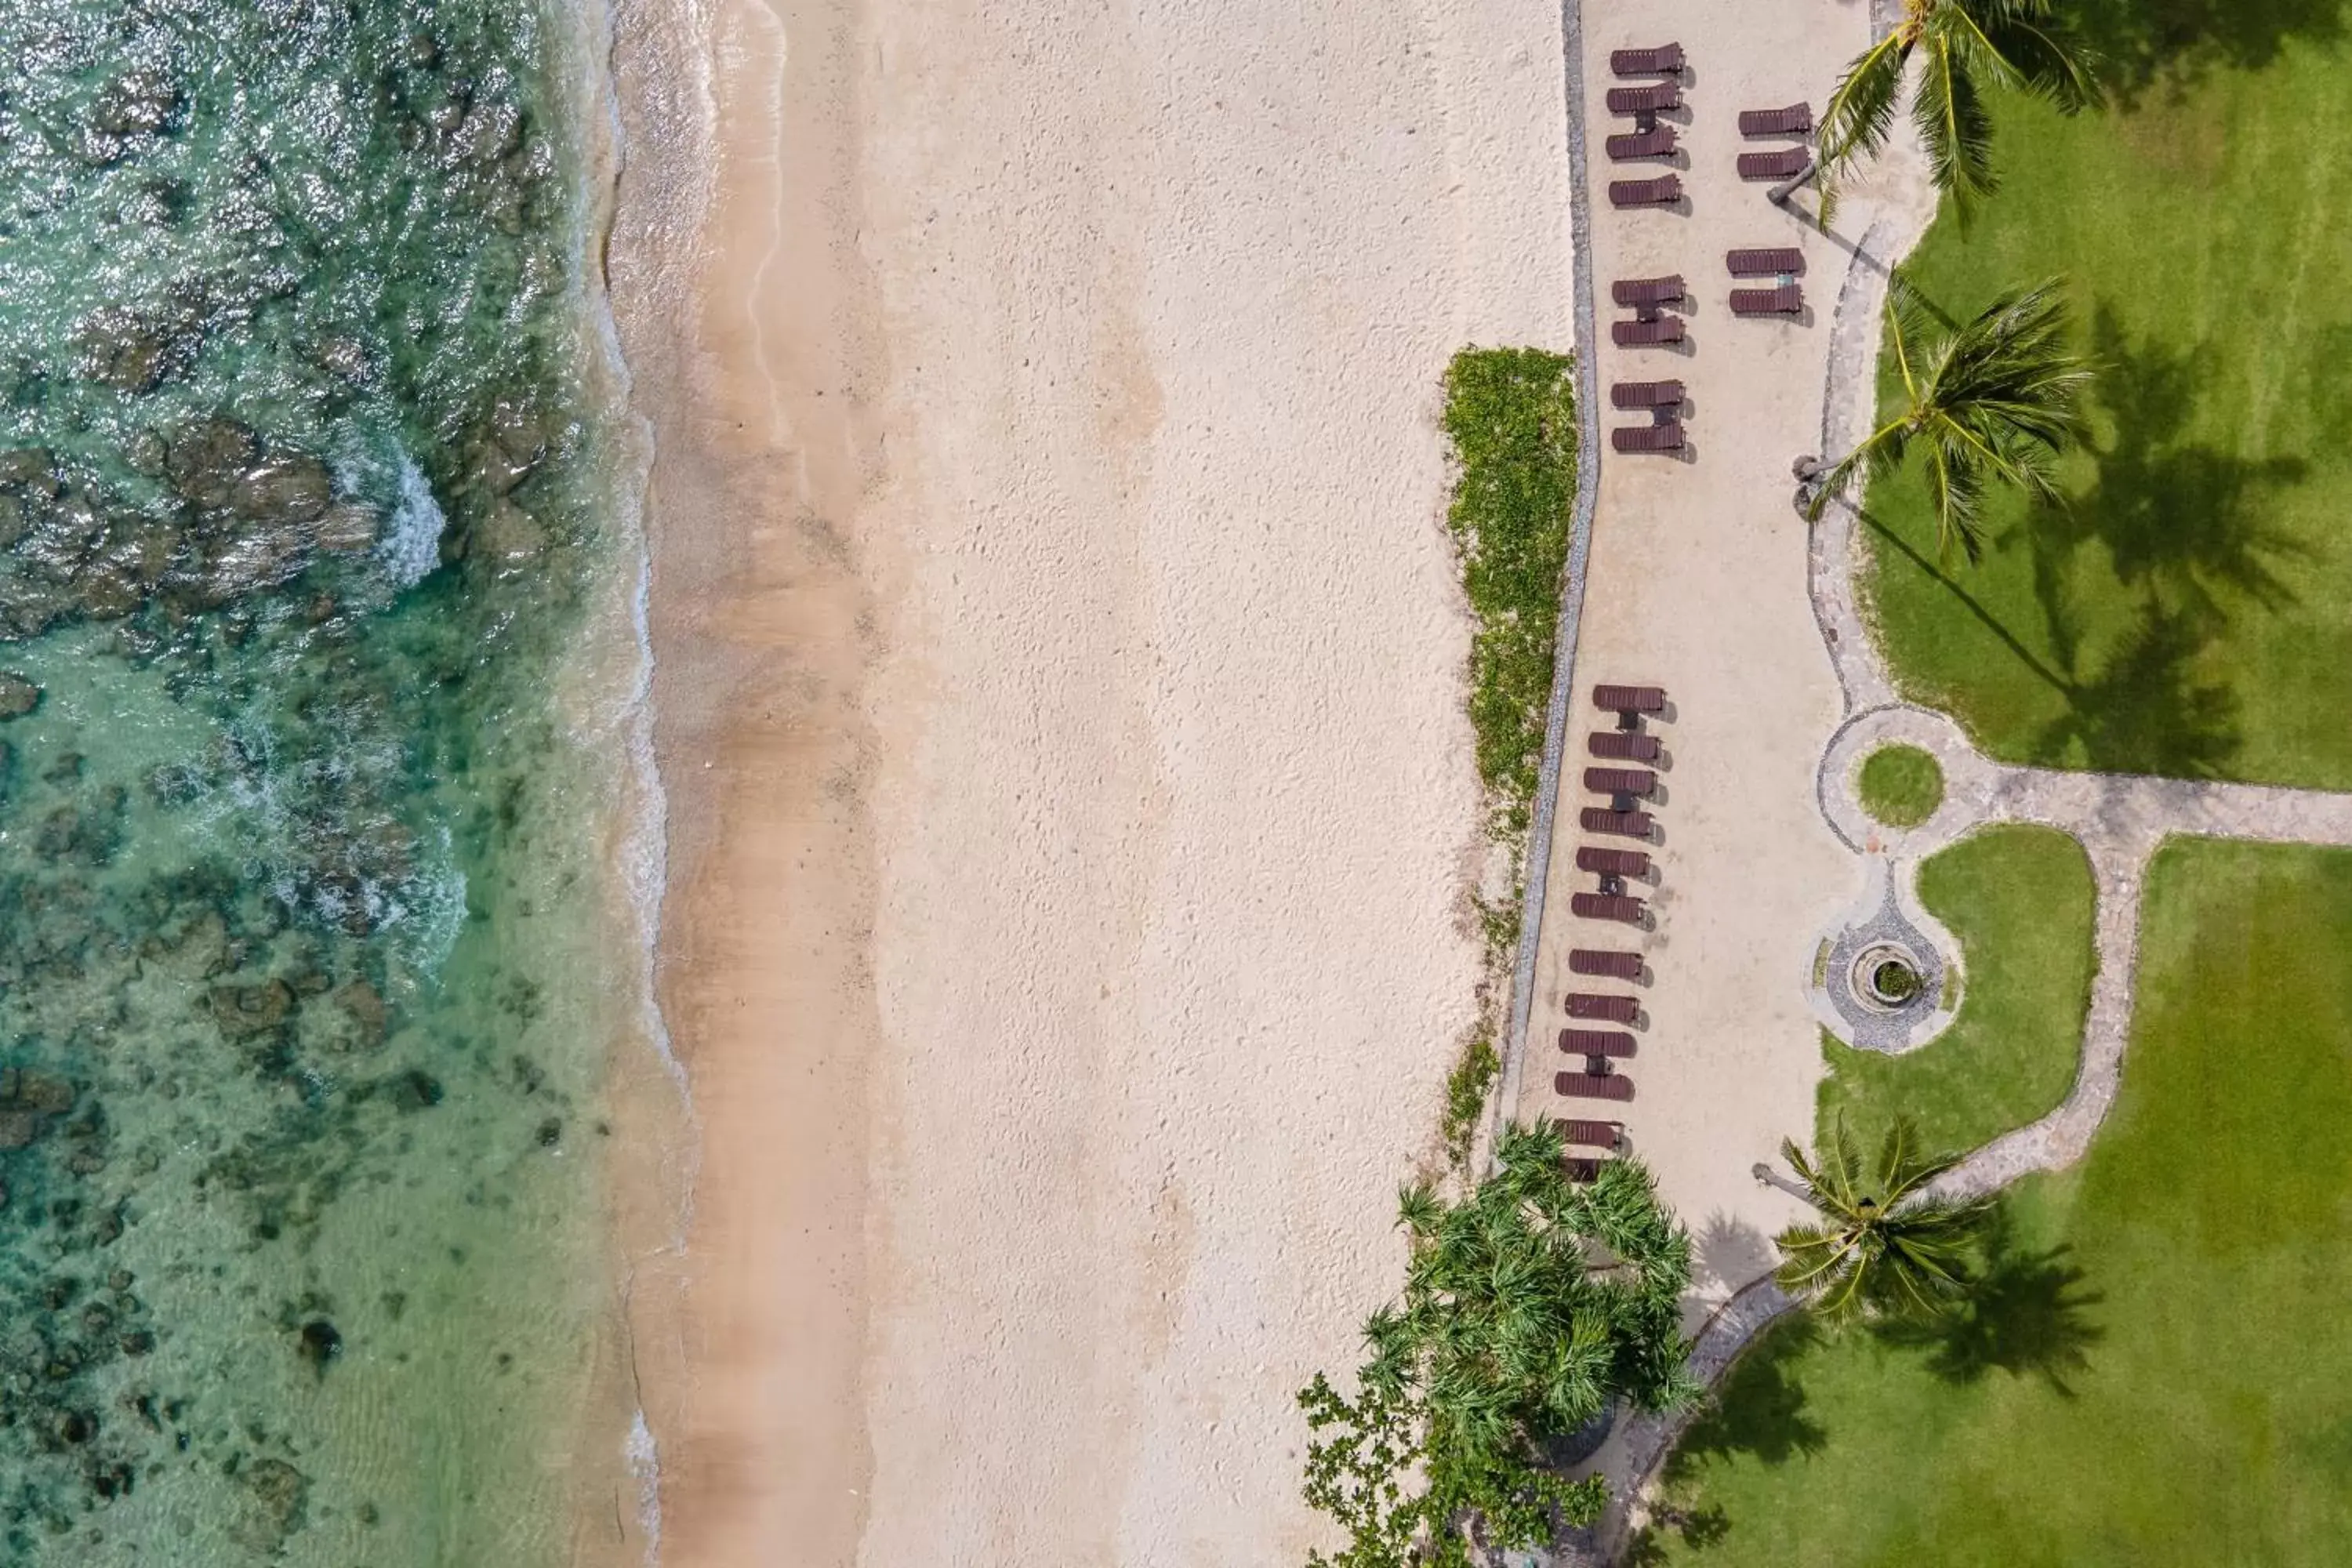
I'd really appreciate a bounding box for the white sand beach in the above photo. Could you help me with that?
[604,0,1577,1559]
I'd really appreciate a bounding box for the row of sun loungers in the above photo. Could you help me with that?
[1559,684,1671,1134]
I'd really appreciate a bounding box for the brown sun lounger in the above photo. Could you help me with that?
[1562,1028,1637,1058]
[1611,421,1685,454]
[1570,892,1648,925]
[1577,846,1652,879]
[1738,147,1812,181]
[1609,175,1682,208]
[1606,83,1682,117]
[1739,103,1814,137]
[1558,1117,1625,1149]
[1612,276,1687,311]
[1611,316,1686,348]
[1610,43,1685,77]
[1611,380,1685,410]
[1606,126,1678,161]
[1594,684,1668,715]
[1726,247,1805,278]
[1556,1070,1635,1103]
[1584,767,1658,798]
[1731,284,1805,317]
[1588,731,1661,762]
[1566,993,1640,1025]
[1581,808,1656,838]
[1570,948,1644,980]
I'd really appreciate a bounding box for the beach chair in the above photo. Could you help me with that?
[1726,247,1805,278]
[1606,126,1678,161]
[1738,103,1814,137]
[1584,766,1658,798]
[1566,993,1640,1025]
[1610,43,1685,77]
[1612,275,1686,312]
[1588,731,1662,762]
[1594,684,1668,715]
[1570,892,1648,925]
[1730,284,1805,317]
[1581,808,1656,838]
[1738,147,1812,181]
[1611,421,1685,454]
[1562,1028,1637,1058]
[1557,1117,1625,1150]
[1606,83,1682,117]
[1577,846,1652,879]
[1611,317,1686,348]
[1609,175,1682,208]
[1556,1070,1636,1102]
[1610,380,1685,410]
[1569,948,1645,980]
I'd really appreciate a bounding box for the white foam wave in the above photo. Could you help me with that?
[376,456,447,587]
[625,1407,665,1566]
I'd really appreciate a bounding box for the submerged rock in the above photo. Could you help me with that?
[207,980,293,1039]
[0,673,42,718]
[296,1319,340,1369]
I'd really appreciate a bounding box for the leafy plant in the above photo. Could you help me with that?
[1766,1116,1992,1323]
[1299,1123,1697,1566]
[1438,1036,1499,1169]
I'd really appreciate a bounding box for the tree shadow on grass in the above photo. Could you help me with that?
[2072,0,2350,107]
[1875,1207,2107,1398]
[1670,1316,1828,1473]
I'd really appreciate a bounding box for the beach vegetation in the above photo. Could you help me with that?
[1854,743,1944,828]
[1760,1116,1991,1325]
[1297,1121,1695,1565]
[1436,1036,1498,1169]
[1817,0,2099,218]
[1812,277,2093,564]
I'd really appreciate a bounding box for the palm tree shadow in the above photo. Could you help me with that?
[2072,0,2349,107]
[1669,1316,1828,1471]
[1873,1207,2106,1398]
[2034,595,2242,775]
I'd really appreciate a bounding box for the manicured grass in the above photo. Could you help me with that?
[1860,13,2352,789]
[1642,840,2352,1566]
[1854,745,1944,829]
[1818,826,2095,1157]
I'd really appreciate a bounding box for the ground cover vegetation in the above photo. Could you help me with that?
[1854,742,1945,827]
[1297,1123,1696,1566]
[1820,825,2093,1153]
[1638,840,2352,1565]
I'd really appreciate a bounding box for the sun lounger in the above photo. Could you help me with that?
[1594,684,1668,715]
[1726,247,1805,278]
[1558,1117,1625,1149]
[1610,316,1686,347]
[1577,846,1652,879]
[1611,421,1685,454]
[1566,993,1640,1024]
[1606,126,1678,161]
[1581,808,1655,838]
[1570,948,1644,980]
[1730,284,1804,317]
[1565,1156,1607,1182]
[1610,380,1685,410]
[1606,83,1682,117]
[1556,1070,1635,1102]
[1609,176,1682,208]
[1570,892,1647,925]
[1738,147,1812,181]
[1738,103,1814,137]
[1612,275,1686,313]
[1588,731,1661,762]
[1610,43,1685,77]
[1584,767,1658,798]
[1562,1028,1637,1058]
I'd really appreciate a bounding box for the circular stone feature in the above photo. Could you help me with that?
[1849,942,1929,1015]
[1857,743,1944,829]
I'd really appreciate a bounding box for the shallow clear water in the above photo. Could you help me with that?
[0,0,637,1560]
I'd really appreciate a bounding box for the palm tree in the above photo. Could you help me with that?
[1817,0,2099,216]
[1807,275,2092,564]
[1758,1116,1991,1323]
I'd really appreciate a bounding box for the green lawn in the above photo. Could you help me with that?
[1860,10,2352,789]
[1856,745,1945,829]
[1641,840,2352,1566]
[1819,826,2095,1157]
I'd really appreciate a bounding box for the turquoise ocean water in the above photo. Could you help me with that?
[0,0,647,1561]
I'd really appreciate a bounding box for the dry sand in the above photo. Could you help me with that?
[604,0,1575,1559]
[1516,0,1916,1301]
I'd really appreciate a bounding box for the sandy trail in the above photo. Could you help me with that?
[606,0,1574,1559]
